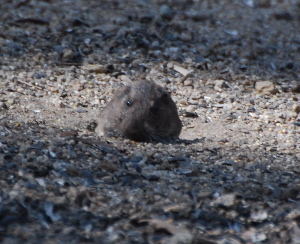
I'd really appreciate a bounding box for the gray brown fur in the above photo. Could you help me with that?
[96,80,182,142]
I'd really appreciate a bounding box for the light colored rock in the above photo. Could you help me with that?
[173,65,190,77]
[293,104,300,114]
[255,81,275,94]
[82,64,107,74]
[63,49,73,60]
[214,193,236,207]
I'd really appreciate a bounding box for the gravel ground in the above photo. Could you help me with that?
[1,0,300,243]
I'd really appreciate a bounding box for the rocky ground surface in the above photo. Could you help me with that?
[1,0,300,243]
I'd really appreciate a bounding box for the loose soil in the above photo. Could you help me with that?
[1,0,300,243]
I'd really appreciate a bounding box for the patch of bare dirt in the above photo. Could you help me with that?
[1,0,300,243]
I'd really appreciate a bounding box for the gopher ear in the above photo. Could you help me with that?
[157,88,170,102]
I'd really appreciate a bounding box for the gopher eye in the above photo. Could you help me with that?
[126,101,132,107]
